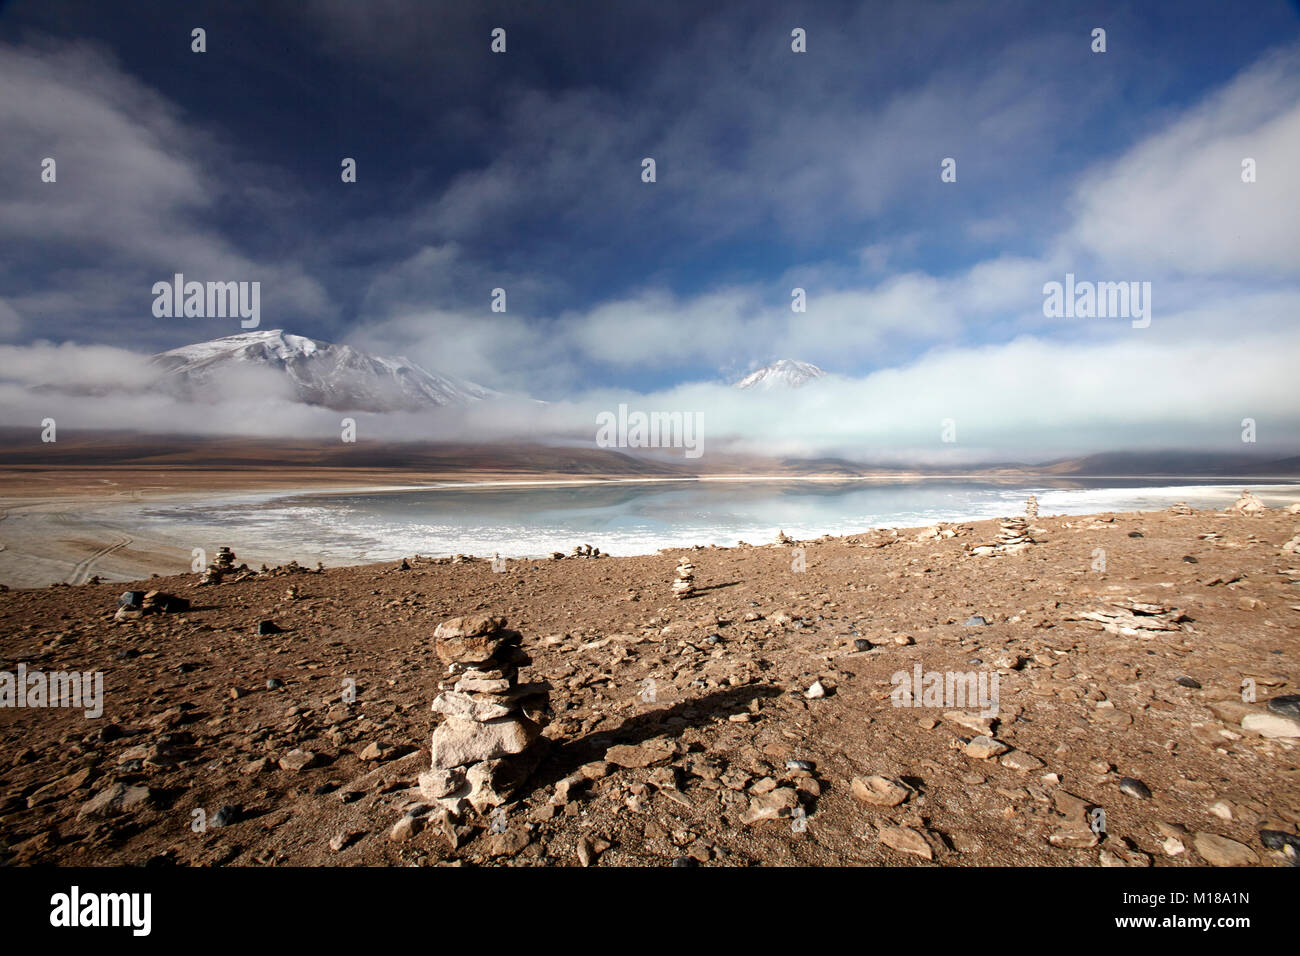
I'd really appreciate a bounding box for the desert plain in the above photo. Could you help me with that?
[1,485,1299,867]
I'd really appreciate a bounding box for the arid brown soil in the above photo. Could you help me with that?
[2,506,1298,867]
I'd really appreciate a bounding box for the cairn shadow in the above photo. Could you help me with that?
[692,581,741,594]
[529,683,785,792]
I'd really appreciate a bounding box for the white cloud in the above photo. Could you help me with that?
[1068,46,1300,277]
[0,341,157,390]
[0,42,331,331]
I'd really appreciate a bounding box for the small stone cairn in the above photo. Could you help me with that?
[971,504,1034,556]
[1231,489,1266,516]
[197,546,239,585]
[418,616,550,818]
[996,515,1031,550]
[672,557,695,599]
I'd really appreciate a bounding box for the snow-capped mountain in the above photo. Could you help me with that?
[150,330,499,412]
[734,359,827,390]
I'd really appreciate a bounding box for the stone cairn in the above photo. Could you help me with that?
[570,543,602,558]
[198,546,238,585]
[418,616,550,819]
[996,515,1032,551]
[774,529,794,545]
[1231,489,1267,515]
[1025,495,1039,521]
[971,513,1033,556]
[672,557,696,599]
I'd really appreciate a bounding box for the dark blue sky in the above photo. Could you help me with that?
[1,0,1298,408]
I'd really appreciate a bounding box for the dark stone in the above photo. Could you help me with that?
[1118,777,1152,800]
[670,856,697,867]
[1260,829,1300,853]
[155,595,190,613]
[785,760,816,772]
[98,724,126,742]
[115,649,139,660]
[1182,555,1198,564]
[211,805,241,827]
[118,591,146,609]
[853,639,871,652]
[1175,676,1201,689]
[266,678,283,690]
[706,634,721,645]
[257,620,282,635]
[1266,695,1300,720]
[1128,531,1144,538]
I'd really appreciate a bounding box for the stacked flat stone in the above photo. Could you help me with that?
[997,516,1031,549]
[114,588,188,621]
[570,543,600,558]
[1231,489,1266,515]
[672,558,695,599]
[972,515,1034,555]
[1025,495,1038,521]
[418,615,549,816]
[774,529,794,545]
[198,546,238,585]
[1168,502,1194,515]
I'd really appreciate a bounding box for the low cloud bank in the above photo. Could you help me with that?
[2,328,1297,466]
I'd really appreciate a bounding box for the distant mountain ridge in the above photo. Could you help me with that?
[3,430,1294,480]
[150,330,498,413]
[1037,450,1300,477]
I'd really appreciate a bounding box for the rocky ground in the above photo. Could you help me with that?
[2,504,1299,867]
